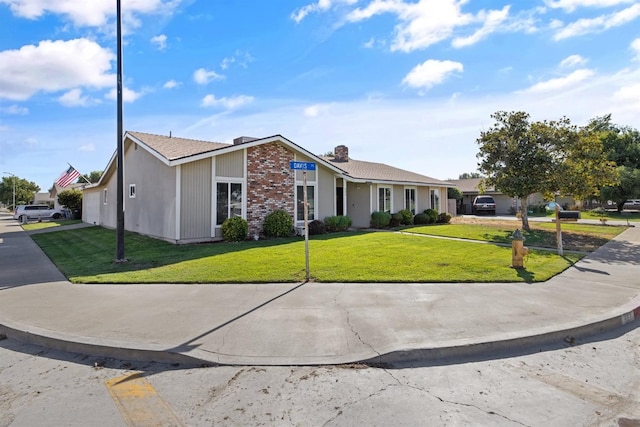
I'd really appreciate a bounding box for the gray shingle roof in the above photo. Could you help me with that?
[322,157,450,186]
[128,131,230,161]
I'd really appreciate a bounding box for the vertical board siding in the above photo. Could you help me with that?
[180,158,212,240]
[216,150,244,178]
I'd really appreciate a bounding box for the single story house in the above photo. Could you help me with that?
[83,131,453,243]
[447,178,544,215]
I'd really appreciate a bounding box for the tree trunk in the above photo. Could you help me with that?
[617,201,624,213]
[520,197,531,231]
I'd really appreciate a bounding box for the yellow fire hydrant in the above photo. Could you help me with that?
[511,229,529,269]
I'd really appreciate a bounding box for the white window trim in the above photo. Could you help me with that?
[295,183,317,223]
[378,186,392,213]
[404,186,417,214]
[103,188,108,205]
[129,184,136,198]
[214,179,246,227]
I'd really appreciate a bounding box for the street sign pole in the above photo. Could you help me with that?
[289,161,316,282]
[303,171,310,281]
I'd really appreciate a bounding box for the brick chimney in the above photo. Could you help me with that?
[334,145,349,162]
[233,136,258,145]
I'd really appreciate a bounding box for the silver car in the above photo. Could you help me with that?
[13,205,65,221]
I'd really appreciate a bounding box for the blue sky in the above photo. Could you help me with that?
[1,0,639,192]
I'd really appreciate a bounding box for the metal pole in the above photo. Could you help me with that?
[555,204,563,256]
[303,171,310,281]
[115,0,126,262]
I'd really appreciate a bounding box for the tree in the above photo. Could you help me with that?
[57,189,83,219]
[447,187,462,200]
[458,172,482,179]
[588,115,640,211]
[476,111,555,231]
[476,111,616,230]
[86,170,103,183]
[0,176,40,207]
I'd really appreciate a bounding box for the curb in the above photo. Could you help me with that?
[363,304,640,367]
[2,304,639,368]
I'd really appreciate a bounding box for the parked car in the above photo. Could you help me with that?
[13,205,64,222]
[623,199,640,209]
[472,195,496,215]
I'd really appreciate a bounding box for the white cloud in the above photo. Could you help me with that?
[303,104,331,117]
[200,94,254,109]
[402,59,463,91]
[220,50,254,70]
[58,88,94,107]
[452,6,510,48]
[193,68,224,85]
[544,0,636,12]
[150,34,167,50]
[559,54,588,68]
[105,86,145,103]
[0,105,28,115]
[0,0,182,28]
[291,0,357,23]
[79,143,96,152]
[0,38,114,101]
[553,3,640,40]
[163,79,181,89]
[631,38,640,60]
[519,69,594,93]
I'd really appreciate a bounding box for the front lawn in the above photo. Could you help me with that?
[31,226,583,284]
[22,219,82,231]
[405,220,624,252]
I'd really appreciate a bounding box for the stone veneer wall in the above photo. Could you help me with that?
[246,142,295,237]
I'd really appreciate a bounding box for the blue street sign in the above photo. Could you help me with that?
[289,161,316,171]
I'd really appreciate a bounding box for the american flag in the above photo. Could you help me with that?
[55,166,81,187]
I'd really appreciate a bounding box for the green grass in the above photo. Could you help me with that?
[31,226,583,284]
[581,210,640,222]
[22,219,82,231]
[404,221,624,252]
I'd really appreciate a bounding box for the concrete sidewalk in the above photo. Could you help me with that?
[1,214,639,366]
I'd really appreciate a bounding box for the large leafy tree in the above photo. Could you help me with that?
[477,111,617,231]
[86,170,103,183]
[588,115,640,211]
[0,176,40,208]
[57,189,83,211]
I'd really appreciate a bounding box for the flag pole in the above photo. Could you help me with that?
[67,162,92,184]
[115,0,126,263]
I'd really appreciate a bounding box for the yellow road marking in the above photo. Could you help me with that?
[105,373,184,427]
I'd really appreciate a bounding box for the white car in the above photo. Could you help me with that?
[13,205,65,222]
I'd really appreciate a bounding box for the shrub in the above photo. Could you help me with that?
[308,219,326,235]
[414,213,431,225]
[221,216,248,242]
[263,209,294,238]
[436,212,452,224]
[324,215,352,232]
[423,209,438,224]
[370,211,391,228]
[390,212,403,227]
[398,209,414,225]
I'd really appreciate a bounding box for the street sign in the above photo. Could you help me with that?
[289,161,316,171]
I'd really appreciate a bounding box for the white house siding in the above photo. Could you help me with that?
[99,171,118,229]
[82,187,101,225]
[216,150,244,178]
[417,187,430,213]
[346,182,372,228]
[124,142,178,241]
[180,158,212,242]
[316,166,335,222]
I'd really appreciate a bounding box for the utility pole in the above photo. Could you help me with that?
[115,0,126,262]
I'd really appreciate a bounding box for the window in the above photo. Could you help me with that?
[378,187,391,213]
[216,182,243,225]
[129,184,136,198]
[405,188,416,214]
[296,185,315,221]
[103,188,108,205]
[430,189,440,212]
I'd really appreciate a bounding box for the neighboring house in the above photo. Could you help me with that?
[83,131,452,244]
[447,178,545,215]
[33,192,55,206]
[49,183,85,210]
